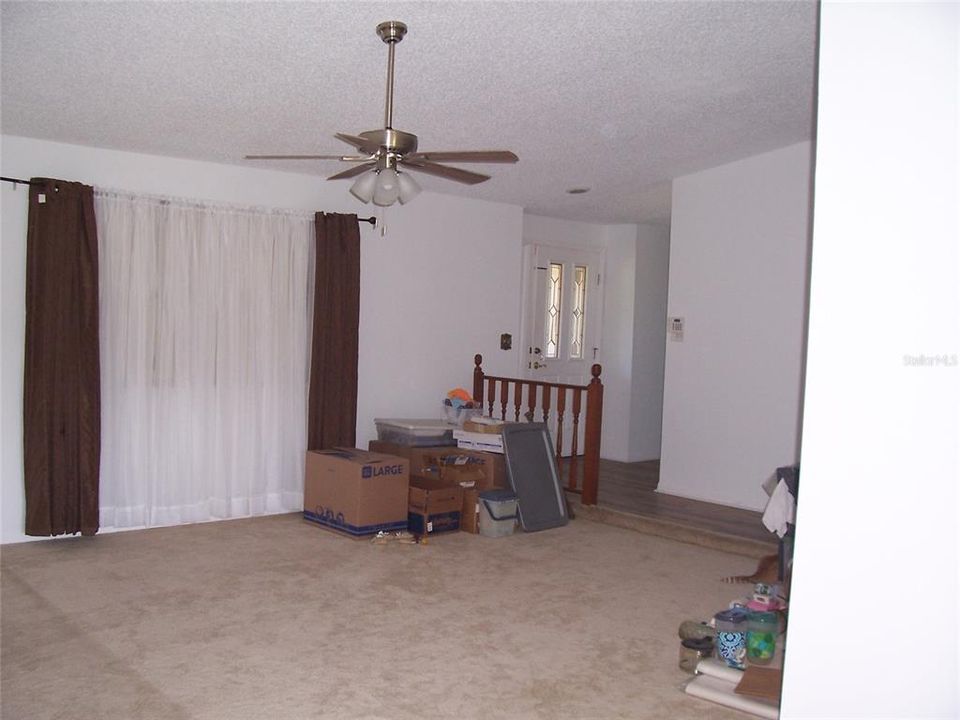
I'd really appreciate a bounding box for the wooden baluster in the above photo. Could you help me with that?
[473,354,484,409]
[555,387,566,468]
[526,383,537,422]
[470,353,601,506]
[569,388,582,491]
[581,364,603,506]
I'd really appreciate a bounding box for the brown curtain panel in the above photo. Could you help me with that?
[307,213,361,449]
[23,178,101,536]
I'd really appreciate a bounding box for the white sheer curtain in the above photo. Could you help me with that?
[95,190,314,529]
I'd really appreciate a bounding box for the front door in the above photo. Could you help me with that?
[520,243,603,455]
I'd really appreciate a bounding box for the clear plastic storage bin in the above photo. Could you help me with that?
[374,418,455,447]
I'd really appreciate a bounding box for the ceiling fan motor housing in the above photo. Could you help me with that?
[360,129,418,156]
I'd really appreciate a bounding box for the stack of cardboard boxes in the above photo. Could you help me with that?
[302,434,508,539]
[370,441,508,535]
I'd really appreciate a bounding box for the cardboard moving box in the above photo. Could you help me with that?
[460,487,481,534]
[369,441,478,478]
[367,441,416,464]
[463,418,508,434]
[408,475,462,535]
[417,448,507,491]
[452,429,504,454]
[304,448,409,537]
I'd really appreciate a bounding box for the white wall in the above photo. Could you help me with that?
[630,223,670,461]
[521,214,610,252]
[0,135,523,543]
[658,142,812,510]
[353,195,524,440]
[782,3,958,717]
[521,214,670,462]
[599,224,640,461]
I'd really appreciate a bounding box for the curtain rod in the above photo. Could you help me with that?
[1,176,44,187]
[2,176,378,227]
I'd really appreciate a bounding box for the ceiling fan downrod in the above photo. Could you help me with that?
[376,21,407,131]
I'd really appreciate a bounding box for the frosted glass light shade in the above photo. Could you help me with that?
[349,171,378,203]
[397,172,421,204]
[372,168,400,207]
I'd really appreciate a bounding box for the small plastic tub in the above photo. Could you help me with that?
[478,489,518,538]
[443,404,483,427]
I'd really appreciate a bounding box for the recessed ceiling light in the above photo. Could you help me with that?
[566,187,590,194]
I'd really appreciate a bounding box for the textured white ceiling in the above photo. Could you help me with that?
[0,1,818,224]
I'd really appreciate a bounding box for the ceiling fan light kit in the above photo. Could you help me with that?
[349,171,378,203]
[396,172,421,204]
[372,168,399,207]
[245,20,517,208]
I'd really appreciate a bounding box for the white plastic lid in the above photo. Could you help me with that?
[374,418,451,434]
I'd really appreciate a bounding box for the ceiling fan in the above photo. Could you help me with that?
[245,20,519,207]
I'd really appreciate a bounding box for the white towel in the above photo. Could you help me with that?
[761,479,796,538]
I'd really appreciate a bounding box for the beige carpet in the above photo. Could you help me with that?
[2,513,762,720]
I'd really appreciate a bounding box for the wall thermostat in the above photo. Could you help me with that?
[668,317,684,341]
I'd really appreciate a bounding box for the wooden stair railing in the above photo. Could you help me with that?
[472,354,603,505]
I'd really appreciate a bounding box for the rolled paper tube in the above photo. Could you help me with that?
[684,675,779,719]
[696,658,746,684]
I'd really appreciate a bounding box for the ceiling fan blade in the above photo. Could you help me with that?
[400,159,490,185]
[245,154,371,161]
[405,151,518,164]
[326,162,377,181]
[335,133,381,154]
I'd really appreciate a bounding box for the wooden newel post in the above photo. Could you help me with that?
[582,363,603,506]
[473,354,485,407]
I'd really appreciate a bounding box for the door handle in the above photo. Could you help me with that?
[533,361,547,369]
